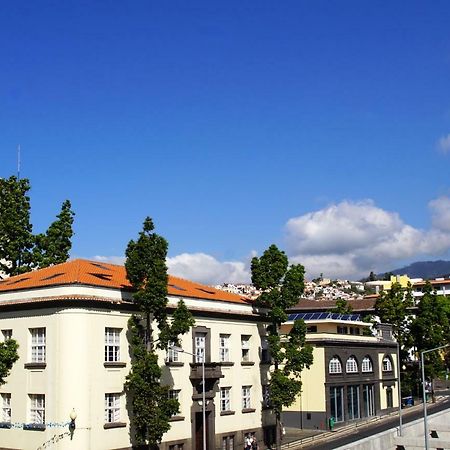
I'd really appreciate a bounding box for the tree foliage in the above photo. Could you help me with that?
[331,298,353,314]
[34,200,75,268]
[410,282,450,378]
[125,217,194,448]
[0,176,34,276]
[0,176,74,277]
[0,339,19,385]
[374,282,413,361]
[251,245,313,449]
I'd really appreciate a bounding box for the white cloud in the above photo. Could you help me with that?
[167,253,251,285]
[285,198,450,279]
[437,134,450,154]
[89,253,251,285]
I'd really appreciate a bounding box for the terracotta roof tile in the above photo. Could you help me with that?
[0,259,250,305]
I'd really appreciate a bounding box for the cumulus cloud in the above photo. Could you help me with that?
[285,198,450,279]
[437,134,450,154]
[167,253,251,285]
[89,253,251,285]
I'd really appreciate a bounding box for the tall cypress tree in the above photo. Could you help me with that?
[0,176,34,277]
[251,245,313,450]
[125,217,194,449]
[34,200,75,268]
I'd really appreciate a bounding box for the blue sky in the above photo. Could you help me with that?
[1,1,450,283]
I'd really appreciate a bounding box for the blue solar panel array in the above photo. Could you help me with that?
[287,312,362,322]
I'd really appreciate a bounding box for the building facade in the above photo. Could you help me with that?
[0,260,273,450]
[281,313,399,431]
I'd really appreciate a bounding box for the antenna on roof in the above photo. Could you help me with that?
[17,144,21,179]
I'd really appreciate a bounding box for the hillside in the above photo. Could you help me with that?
[385,260,450,279]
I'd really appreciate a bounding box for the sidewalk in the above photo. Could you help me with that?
[280,395,448,450]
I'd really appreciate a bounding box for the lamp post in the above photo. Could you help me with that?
[421,343,450,450]
[396,341,402,436]
[170,345,206,450]
[69,408,77,440]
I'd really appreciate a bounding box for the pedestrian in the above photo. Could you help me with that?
[251,434,258,450]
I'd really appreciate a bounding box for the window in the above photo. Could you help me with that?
[262,385,270,408]
[195,332,206,363]
[307,325,317,333]
[222,436,234,450]
[168,389,180,400]
[363,384,375,417]
[329,356,342,374]
[346,356,358,373]
[330,386,344,422]
[169,445,184,450]
[382,356,393,372]
[166,342,179,363]
[386,387,393,408]
[219,334,230,362]
[241,335,250,362]
[337,326,348,334]
[105,328,120,362]
[261,337,270,362]
[29,394,45,424]
[242,386,251,409]
[1,329,12,341]
[1,393,11,423]
[105,393,120,423]
[362,356,373,373]
[347,385,360,420]
[30,328,46,363]
[220,387,231,412]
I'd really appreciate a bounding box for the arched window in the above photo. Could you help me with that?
[346,356,358,373]
[382,356,393,372]
[362,356,373,373]
[329,356,342,374]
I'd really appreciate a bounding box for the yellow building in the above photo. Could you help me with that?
[281,313,399,430]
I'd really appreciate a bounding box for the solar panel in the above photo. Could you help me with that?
[287,311,362,322]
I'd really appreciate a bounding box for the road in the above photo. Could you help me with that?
[300,397,450,450]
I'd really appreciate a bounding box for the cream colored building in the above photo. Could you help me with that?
[281,313,399,430]
[0,260,274,450]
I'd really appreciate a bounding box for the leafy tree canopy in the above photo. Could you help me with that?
[125,217,194,448]
[331,298,353,315]
[0,339,19,385]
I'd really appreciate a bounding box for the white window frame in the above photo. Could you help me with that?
[241,335,251,362]
[362,356,373,373]
[1,393,11,423]
[382,356,393,372]
[242,386,251,409]
[195,333,206,363]
[30,328,46,363]
[166,342,179,363]
[220,387,231,412]
[105,328,121,362]
[105,393,120,423]
[29,394,45,424]
[329,356,342,374]
[1,329,12,341]
[219,334,230,362]
[346,356,358,373]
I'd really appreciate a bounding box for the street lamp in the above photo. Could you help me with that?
[396,341,403,436]
[170,345,206,450]
[421,343,450,450]
[69,408,77,440]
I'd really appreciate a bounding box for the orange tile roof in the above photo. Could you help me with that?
[0,259,250,305]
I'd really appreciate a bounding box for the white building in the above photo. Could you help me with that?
[0,259,273,450]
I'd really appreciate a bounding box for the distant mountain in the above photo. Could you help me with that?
[383,260,450,279]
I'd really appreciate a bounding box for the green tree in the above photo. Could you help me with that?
[0,339,19,385]
[369,271,377,281]
[34,200,75,268]
[410,282,450,379]
[375,282,414,362]
[125,217,194,449]
[331,298,353,314]
[251,245,313,450]
[0,176,34,277]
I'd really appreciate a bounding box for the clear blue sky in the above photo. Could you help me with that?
[1,1,450,282]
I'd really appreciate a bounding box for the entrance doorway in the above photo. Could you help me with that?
[195,411,210,450]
